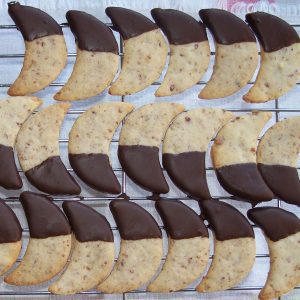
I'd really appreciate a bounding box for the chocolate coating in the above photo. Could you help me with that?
[163,152,211,200]
[66,10,118,53]
[106,7,157,40]
[151,8,207,45]
[199,9,256,44]
[248,207,300,242]
[118,145,169,194]
[215,163,273,205]
[0,199,22,243]
[69,153,120,194]
[200,199,254,240]
[8,2,62,41]
[246,12,300,52]
[20,191,71,238]
[110,200,162,240]
[25,156,81,195]
[258,164,300,206]
[0,144,22,190]
[62,201,113,242]
[156,199,208,239]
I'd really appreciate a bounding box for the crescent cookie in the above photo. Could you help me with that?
[151,8,210,96]
[69,102,134,194]
[0,199,22,276]
[244,12,300,102]
[118,102,184,196]
[199,9,258,99]
[148,200,209,292]
[49,201,115,294]
[211,111,273,205]
[8,2,67,96]
[54,11,119,101]
[248,207,300,299]
[0,96,42,189]
[197,200,255,292]
[16,103,80,195]
[163,108,233,200]
[98,200,163,293]
[106,7,168,95]
[257,116,300,206]
[5,192,72,285]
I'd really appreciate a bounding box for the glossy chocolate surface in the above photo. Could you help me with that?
[215,163,273,205]
[66,10,118,53]
[200,199,254,240]
[156,199,208,239]
[248,207,300,241]
[106,7,157,40]
[258,164,300,206]
[63,201,113,242]
[69,153,120,194]
[110,200,162,240]
[118,145,169,194]
[0,199,22,243]
[8,2,62,41]
[151,8,207,45]
[246,12,300,52]
[25,156,81,195]
[163,151,210,200]
[20,191,71,238]
[199,9,256,44]
[0,144,22,190]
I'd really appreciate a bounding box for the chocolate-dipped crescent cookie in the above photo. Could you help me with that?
[49,201,115,295]
[244,12,300,102]
[163,108,233,200]
[7,2,67,96]
[211,112,273,205]
[5,192,72,286]
[248,207,300,299]
[54,11,119,101]
[151,8,210,96]
[68,102,134,194]
[0,96,42,190]
[148,200,209,292]
[98,200,162,293]
[197,199,255,292]
[118,103,184,197]
[16,103,80,195]
[106,7,168,95]
[198,9,258,99]
[257,116,300,206]
[0,199,22,275]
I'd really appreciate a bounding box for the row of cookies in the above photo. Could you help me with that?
[1,191,299,299]
[1,97,300,208]
[7,2,300,102]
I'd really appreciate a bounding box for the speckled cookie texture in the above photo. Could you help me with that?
[197,238,256,292]
[109,29,168,95]
[5,235,71,285]
[199,43,258,99]
[16,103,70,172]
[120,103,185,147]
[212,111,272,168]
[257,116,300,167]
[0,96,42,148]
[69,102,134,156]
[55,50,119,101]
[8,36,67,96]
[98,239,163,293]
[163,108,234,154]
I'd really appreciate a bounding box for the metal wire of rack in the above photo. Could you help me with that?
[0,18,299,300]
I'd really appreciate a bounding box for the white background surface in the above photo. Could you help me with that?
[0,0,299,299]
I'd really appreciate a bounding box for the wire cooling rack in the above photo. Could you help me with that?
[0,4,299,300]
